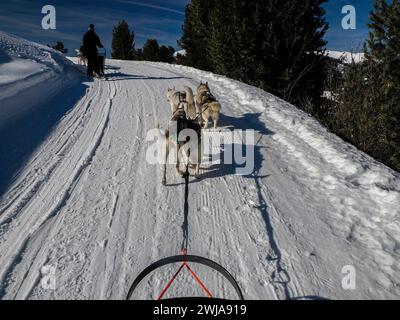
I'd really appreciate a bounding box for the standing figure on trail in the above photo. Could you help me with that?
[82,24,103,77]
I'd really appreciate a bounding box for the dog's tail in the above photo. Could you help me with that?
[184,86,197,119]
[184,86,194,105]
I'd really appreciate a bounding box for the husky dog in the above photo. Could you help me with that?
[75,48,87,66]
[166,86,197,119]
[160,89,202,185]
[196,82,221,129]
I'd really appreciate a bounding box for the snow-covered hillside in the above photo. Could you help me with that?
[0,32,80,127]
[0,34,399,300]
[174,49,365,64]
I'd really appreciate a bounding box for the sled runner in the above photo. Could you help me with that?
[126,254,244,300]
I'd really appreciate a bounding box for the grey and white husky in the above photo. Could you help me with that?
[159,87,202,185]
[196,82,221,129]
[166,86,197,120]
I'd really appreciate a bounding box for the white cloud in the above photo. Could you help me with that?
[114,0,185,15]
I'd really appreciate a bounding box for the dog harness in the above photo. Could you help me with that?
[199,90,217,115]
[199,91,216,105]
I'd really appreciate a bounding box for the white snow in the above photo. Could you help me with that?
[326,50,365,64]
[173,49,186,57]
[0,34,399,300]
[0,32,80,127]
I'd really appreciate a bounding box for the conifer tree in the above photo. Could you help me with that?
[111,20,135,60]
[179,0,328,107]
[142,39,160,61]
[335,0,400,171]
[133,48,144,60]
[159,45,175,63]
[179,0,215,70]
[365,0,400,169]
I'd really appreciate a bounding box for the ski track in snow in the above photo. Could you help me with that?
[0,57,399,300]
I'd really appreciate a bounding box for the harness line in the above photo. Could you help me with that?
[157,156,214,299]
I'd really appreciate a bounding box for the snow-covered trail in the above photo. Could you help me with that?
[0,60,399,300]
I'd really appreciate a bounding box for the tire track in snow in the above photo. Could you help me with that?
[24,80,117,300]
[83,67,161,299]
[0,79,115,299]
[0,93,96,228]
[88,78,144,299]
[127,65,179,299]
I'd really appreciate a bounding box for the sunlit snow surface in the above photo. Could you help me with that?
[0,32,399,300]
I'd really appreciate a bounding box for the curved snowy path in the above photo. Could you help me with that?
[0,61,399,300]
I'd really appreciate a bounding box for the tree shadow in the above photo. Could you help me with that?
[0,78,92,199]
[107,72,188,81]
[208,113,294,298]
[104,65,120,71]
[289,296,331,301]
[166,111,296,299]
[182,112,274,183]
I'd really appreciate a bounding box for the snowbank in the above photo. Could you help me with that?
[173,49,186,57]
[326,50,365,64]
[0,32,81,127]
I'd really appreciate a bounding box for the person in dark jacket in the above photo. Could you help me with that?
[83,24,103,77]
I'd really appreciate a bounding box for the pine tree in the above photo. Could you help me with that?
[257,0,328,108]
[133,48,144,60]
[335,0,400,171]
[159,45,175,63]
[174,52,186,65]
[365,0,400,170]
[179,0,328,108]
[179,0,216,70]
[206,0,242,77]
[142,39,160,61]
[111,20,135,60]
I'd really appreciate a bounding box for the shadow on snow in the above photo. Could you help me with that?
[166,110,324,299]
[0,78,92,199]
[107,72,188,81]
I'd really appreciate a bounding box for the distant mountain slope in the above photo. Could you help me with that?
[326,50,365,64]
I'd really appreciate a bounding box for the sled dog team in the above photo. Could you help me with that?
[160,82,222,185]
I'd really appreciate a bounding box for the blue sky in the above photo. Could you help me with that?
[324,0,373,51]
[0,0,373,54]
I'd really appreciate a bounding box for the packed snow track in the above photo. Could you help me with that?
[0,59,399,300]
